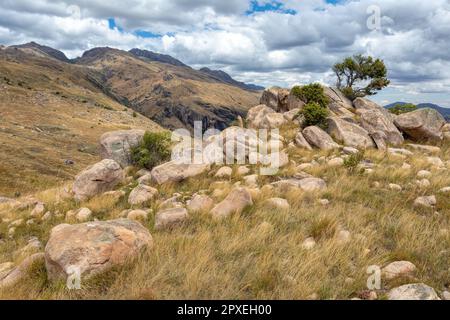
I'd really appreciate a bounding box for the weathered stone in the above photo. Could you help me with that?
[353,98,404,146]
[389,184,402,191]
[215,166,233,178]
[272,177,326,192]
[294,131,313,150]
[260,87,281,111]
[413,195,436,208]
[342,146,359,155]
[236,166,250,176]
[416,170,431,179]
[406,144,441,154]
[187,194,214,213]
[30,202,45,218]
[0,253,44,289]
[155,208,189,230]
[388,148,413,157]
[302,237,316,250]
[328,157,344,167]
[388,283,440,300]
[210,188,253,219]
[287,92,305,111]
[426,156,444,167]
[263,198,290,211]
[99,130,145,167]
[73,159,124,201]
[151,161,210,185]
[45,219,152,281]
[128,184,158,206]
[246,104,276,129]
[127,209,148,221]
[382,261,416,280]
[66,207,92,222]
[302,126,340,150]
[327,117,374,148]
[394,108,446,141]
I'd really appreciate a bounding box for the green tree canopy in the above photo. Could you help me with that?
[333,54,390,100]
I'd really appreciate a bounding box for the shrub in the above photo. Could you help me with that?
[343,151,365,173]
[388,103,417,115]
[131,131,171,169]
[132,112,137,118]
[290,83,329,108]
[300,102,329,129]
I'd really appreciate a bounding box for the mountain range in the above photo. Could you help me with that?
[385,102,450,121]
[0,42,262,195]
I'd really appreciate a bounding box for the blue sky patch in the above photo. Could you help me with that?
[246,1,296,15]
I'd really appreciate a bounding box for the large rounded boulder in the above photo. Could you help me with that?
[394,108,446,141]
[73,159,124,201]
[45,219,153,281]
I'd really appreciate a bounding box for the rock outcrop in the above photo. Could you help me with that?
[394,108,446,141]
[353,98,404,146]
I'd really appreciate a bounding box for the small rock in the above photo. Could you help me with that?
[439,186,450,193]
[342,146,359,155]
[388,148,413,157]
[414,195,436,208]
[210,188,253,219]
[328,157,344,167]
[215,166,233,178]
[186,194,214,213]
[155,208,189,230]
[389,184,402,191]
[442,291,450,300]
[30,202,45,218]
[137,174,152,185]
[127,209,148,221]
[243,174,259,188]
[416,179,430,188]
[336,230,351,244]
[0,253,45,289]
[426,156,444,167]
[128,185,158,206]
[388,283,440,300]
[302,237,316,250]
[263,198,290,211]
[416,170,431,179]
[382,261,417,280]
[319,199,330,206]
[237,166,250,176]
[401,163,412,170]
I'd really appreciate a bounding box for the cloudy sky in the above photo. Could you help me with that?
[0,0,449,107]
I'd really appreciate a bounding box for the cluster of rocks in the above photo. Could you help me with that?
[249,86,448,152]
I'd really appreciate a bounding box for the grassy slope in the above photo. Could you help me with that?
[0,138,448,299]
[0,49,162,197]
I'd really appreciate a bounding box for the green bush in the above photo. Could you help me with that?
[291,83,329,108]
[300,102,329,129]
[388,103,417,115]
[131,131,171,169]
[343,151,365,173]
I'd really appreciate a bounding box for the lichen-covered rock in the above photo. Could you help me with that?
[45,219,153,281]
[187,194,214,213]
[388,283,440,300]
[128,184,158,206]
[382,261,417,280]
[294,131,313,150]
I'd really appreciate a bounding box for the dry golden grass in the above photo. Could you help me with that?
[0,52,162,197]
[0,140,448,300]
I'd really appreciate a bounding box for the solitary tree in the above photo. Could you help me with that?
[388,103,417,115]
[333,54,390,100]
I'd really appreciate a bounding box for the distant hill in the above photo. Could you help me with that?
[129,48,188,68]
[384,102,450,121]
[10,41,70,63]
[200,67,264,91]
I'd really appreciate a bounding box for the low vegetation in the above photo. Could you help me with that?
[131,131,171,169]
[389,103,417,115]
[300,102,329,129]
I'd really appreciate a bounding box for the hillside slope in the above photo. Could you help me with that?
[0,46,162,196]
[77,47,260,131]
